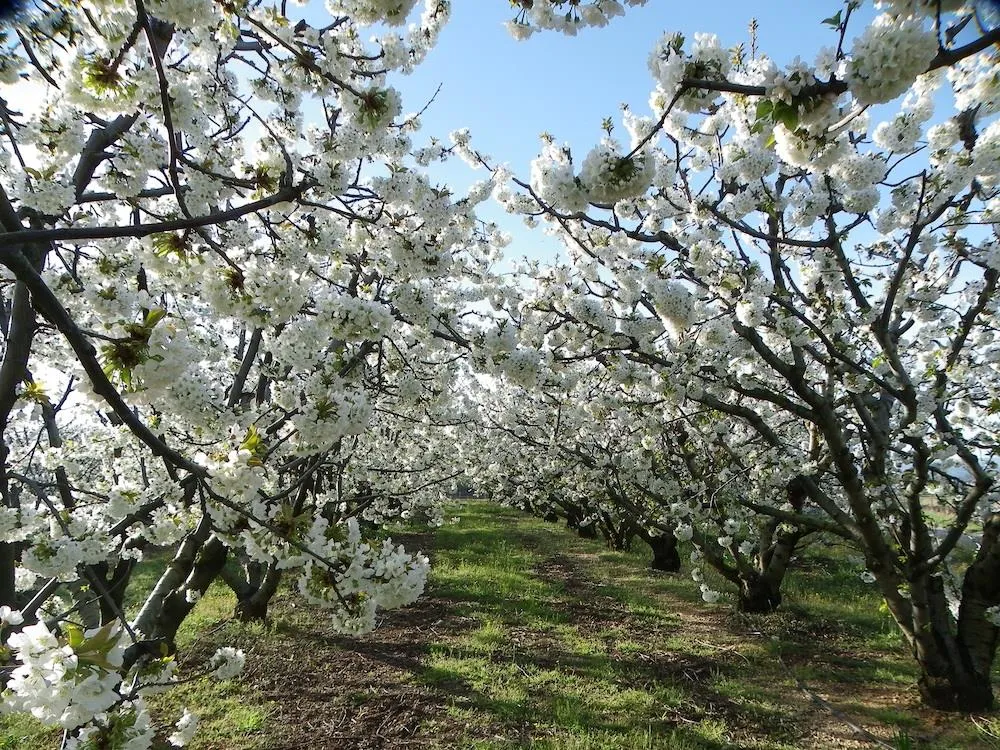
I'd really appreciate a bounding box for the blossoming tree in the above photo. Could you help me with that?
[485,0,1000,711]
[472,361,680,565]
[0,0,498,744]
[472,302,816,608]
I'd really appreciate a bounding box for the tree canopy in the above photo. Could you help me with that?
[1,0,1000,745]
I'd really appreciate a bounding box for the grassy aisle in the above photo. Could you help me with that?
[2,502,998,749]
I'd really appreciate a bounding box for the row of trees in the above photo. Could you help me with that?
[0,1,999,746]
[468,0,1000,713]
[0,0,487,744]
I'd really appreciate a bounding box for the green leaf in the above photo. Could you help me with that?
[822,10,842,28]
[144,308,167,329]
[80,622,120,655]
[771,101,800,131]
[64,623,85,650]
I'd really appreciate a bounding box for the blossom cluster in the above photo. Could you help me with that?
[297,517,430,634]
[847,14,937,106]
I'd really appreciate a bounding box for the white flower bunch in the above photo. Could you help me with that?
[501,349,544,389]
[340,86,403,133]
[65,700,156,750]
[530,139,588,214]
[648,32,730,112]
[578,139,653,205]
[4,623,124,729]
[568,296,612,333]
[973,119,1000,187]
[0,606,23,626]
[208,647,246,680]
[772,122,848,172]
[506,0,647,38]
[674,523,694,542]
[21,536,108,583]
[948,51,1000,116]
[168,709,200,747]
[646,278,694,339]
[325,0,421,26]
[847,14,937,106]
[700,585,722,604]
[297,517,429,634]
[145,0,213,29]
[828,152,886,191]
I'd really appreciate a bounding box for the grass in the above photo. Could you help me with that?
[2,501,998,749]
[0,554,272,750]
[410,504,995,749]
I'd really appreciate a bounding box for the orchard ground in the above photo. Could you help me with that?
[3,502,998,750]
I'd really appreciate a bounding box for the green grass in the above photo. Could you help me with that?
[412,504,994,750]
[0,555,270,750]
[3,502,997,749]
[412,505,799,749]
[0,714,54,750]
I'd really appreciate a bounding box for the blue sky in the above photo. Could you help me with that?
[388,2,875,264]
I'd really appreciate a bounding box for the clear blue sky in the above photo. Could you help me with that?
[388,2,875,264]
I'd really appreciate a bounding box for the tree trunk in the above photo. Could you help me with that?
[132,516,212,637]
[736,571,782,613]
[566,506,598,538]
[566,506,582,530]
[908,573,993,711]
[93,558,135,625]
[132,522,228,652]
[228,560,283,623]
[637,529,680,572]
[908,514,1000,711]
[152,535,228,649]
[0,279,39,609]
[599,513,635,551]
[734,519,806,613]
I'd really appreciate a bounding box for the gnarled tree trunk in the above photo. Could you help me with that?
[222,558,284,622]
[132,520,228,652]
[566,506,598,539]
[901,514,1000,711]
[736,571,783,614]
[598,511,636,551]
[636,528,680,572]
[736,518,806,613]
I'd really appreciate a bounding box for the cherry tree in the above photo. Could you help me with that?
[483,0,1000,711]
[473,303,816,608]
[472,361,680,564]
[0,0,497,744]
